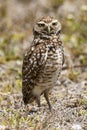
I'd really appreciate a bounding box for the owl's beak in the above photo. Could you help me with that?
[47,26,51,33]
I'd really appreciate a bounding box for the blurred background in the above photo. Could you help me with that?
[0,0,87,129]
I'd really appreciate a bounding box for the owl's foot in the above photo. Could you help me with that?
[28,107,39,114]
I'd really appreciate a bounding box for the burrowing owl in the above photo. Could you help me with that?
[22,16,64,110]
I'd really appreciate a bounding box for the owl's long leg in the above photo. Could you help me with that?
[44,90,51,111]
[36,96,41,107]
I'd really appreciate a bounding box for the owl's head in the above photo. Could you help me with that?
[33,16,61,38]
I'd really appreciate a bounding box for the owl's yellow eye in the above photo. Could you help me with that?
[52,20,58,26]
[52,21,58,26]
[37,23,45,27]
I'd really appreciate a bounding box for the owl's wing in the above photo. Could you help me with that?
[58,40,64,65]
[22,43,48,104]
[61,44,64,65]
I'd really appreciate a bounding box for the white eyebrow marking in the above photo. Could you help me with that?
[52,20,58,23]
[37,21,45,24]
